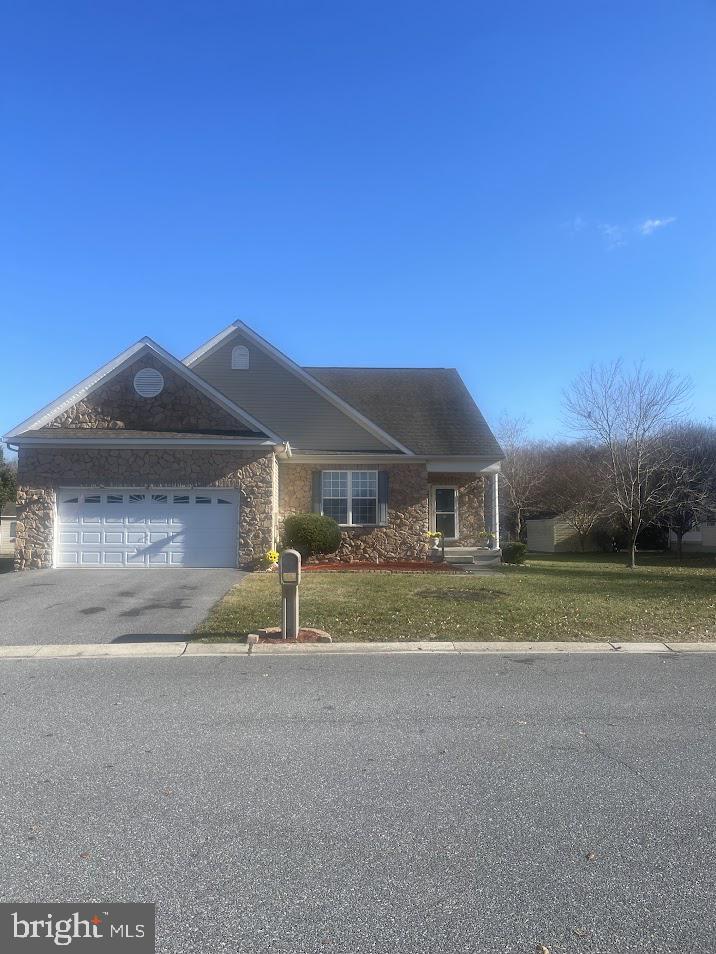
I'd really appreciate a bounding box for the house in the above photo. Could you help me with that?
[526,515,599,553]
[0,503,16,555]
[669,514,716,553]
[3,322,503,570]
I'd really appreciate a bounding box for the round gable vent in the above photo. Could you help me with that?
[133,368,164,398]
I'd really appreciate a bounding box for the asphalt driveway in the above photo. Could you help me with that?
[0,568,244,645]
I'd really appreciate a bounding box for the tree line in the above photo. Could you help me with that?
[498,361,715,568]
[0,447,16,513]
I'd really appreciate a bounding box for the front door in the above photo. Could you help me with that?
[433,487,458,540]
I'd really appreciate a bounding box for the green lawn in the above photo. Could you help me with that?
[195,552,716,643]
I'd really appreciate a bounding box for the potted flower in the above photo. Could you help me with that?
[426,531,443,552]
[478,530,496,549]
[263,549,280,570]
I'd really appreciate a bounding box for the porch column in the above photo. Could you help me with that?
[491,472,500,549]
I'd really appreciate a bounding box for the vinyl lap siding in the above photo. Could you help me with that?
[526,519,556,553]
[527,516,599,552]
[190,333,391,451]
[553,519,581,552]
[678,523,716,551]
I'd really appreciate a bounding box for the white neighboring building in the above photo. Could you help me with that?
[669,515,716,553]
[0,504,16,555]
[526,514,600,553]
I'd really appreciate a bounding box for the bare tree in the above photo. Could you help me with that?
[542,442,609,551]
[497,415,549,541]
[660,423,716,557]
[564,362,691,568]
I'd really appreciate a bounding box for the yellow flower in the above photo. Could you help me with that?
[265,549,280,563]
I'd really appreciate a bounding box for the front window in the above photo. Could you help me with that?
[322,470,377,526]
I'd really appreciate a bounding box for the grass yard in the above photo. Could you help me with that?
[195,552,716,643]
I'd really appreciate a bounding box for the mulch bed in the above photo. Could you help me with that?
[303,561,461,573]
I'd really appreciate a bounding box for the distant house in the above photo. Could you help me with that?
[669,513,716,553]
[0,503,17,555]
[526,514,599,553]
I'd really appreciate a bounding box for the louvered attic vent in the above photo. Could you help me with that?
[133,368,165,397]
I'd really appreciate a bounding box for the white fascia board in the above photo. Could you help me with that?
[287,455,502,471]
[183,322,239,366]
[426,458,502,474]
[184,320,415,456]
[284,453,424,465]
[5,337,284,444]
[9,437,278,449]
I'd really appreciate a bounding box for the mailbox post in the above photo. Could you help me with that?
[278,549,301,639]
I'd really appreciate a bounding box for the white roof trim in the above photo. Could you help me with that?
[184,321,415,455]
[426,457,502,474]
[286,454,502,469]
[4,337,284,443]
[10,437,278,448]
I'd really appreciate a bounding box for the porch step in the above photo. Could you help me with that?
[444,548,502,568]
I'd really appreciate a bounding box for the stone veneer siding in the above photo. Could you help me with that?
[14,447,275,570]
[278,462,431,562]
[48,354,245,432]
[427,472,486,545]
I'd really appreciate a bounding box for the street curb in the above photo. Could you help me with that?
[1,640,715,659]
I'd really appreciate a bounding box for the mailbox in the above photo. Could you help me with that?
[279,549,301,638]
[279,549,301,586]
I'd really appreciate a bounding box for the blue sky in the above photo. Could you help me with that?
[2,1,715,451]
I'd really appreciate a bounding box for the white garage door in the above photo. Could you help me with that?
[56,489,239,568]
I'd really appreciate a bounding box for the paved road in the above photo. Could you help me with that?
[0,653,713,953]
[0,568,243,644]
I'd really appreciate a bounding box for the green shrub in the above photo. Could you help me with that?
[501,541,527,565]
[282,513,342,559]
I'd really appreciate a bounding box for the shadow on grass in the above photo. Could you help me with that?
[521,561,716,593]
[527,551,716,570]
[415,587,507,603]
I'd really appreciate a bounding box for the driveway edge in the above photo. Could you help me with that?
[1,640,716,659]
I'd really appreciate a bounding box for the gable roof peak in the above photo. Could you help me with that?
[4,335,283,443]
[185,319,415,455]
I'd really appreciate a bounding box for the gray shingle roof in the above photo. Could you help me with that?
[304,368,504,458]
